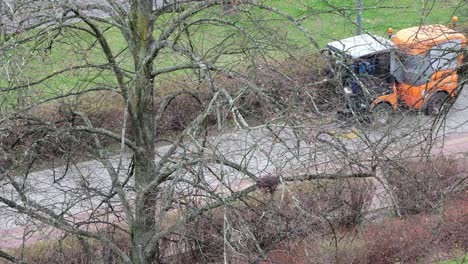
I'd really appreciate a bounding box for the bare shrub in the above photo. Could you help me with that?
[163,178,374,262]
[268,191,467,264]
[357,191,468,264]
[11,230,131,264]
[22,241,95,264]
[301,178,375,228]
[259,55,336,110]
[215,54,336,120]
[160,212,224,264]
[296,192,467,264]
[165,199,302,263]
[157,93,205,133]
[363,216,434,264]
[0,109,126,167]
[298,231,366,264]
[384,157,464,215]
[433,192,468,255]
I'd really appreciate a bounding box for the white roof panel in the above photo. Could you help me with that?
[326,34,394,58]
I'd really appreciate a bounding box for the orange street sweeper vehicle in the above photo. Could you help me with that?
[324,20,466,120]
[373,24,466,116]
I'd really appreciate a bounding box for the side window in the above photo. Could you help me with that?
[406,53,433,86]
[429,39,462,71]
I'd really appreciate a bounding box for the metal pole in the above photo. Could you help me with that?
[0,0,3,41]
[357,0,362,35]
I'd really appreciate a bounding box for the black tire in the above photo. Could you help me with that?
[424,92,449,116]
[371,102,393,126]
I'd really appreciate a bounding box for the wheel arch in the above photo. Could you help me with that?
[424,89,449,106]
[371,100,392,110]
[371,94,398,110]
[423,90,450,115]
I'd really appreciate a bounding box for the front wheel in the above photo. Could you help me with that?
[371,102,394,126]
[424,92,450,116]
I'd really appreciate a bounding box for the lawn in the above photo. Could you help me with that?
[268,0,464,46]
[438,254,468,264]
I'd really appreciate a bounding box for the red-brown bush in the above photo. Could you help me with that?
[384,157,463,215]
[361,192,468,264]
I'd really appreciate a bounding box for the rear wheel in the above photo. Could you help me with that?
[424,92,449,116]
[371,102,394,126]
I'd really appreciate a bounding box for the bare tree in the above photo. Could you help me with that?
[0,0,332,263]
[0,0,466,263]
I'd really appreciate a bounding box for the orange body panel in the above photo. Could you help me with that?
[392,25,466,55]
[397,71,457,110]
[373,71,458,110]
[372,93,398,109]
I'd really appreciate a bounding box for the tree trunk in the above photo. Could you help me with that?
[127,0,158,263]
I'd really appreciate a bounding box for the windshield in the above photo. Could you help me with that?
[391,53,433,86]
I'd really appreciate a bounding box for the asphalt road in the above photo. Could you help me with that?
[444,86,468,133]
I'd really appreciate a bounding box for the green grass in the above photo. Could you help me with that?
[267,0,463,46]
[438,254,468,264]
[0,0,464,107]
